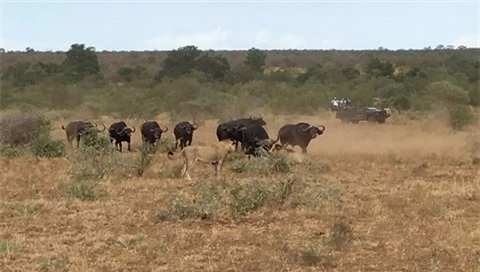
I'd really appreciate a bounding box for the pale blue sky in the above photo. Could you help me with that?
[1,0,479,51]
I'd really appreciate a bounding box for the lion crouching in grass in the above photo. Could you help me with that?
[167,139,237,180]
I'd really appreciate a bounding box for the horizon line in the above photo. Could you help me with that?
[2,45,479,53]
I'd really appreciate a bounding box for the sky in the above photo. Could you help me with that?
[1,0,479,51]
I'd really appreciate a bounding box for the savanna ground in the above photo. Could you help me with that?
[1,111,479,271]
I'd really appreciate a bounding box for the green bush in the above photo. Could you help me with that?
[29,116,66,158]
[66,180,107,201]
[447,105,476,130]
[0,114,66,158]
[230,153,290,175]
[0,144,24,158]
[69,130,113,181]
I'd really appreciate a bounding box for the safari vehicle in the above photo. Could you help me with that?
[335,106,392,124]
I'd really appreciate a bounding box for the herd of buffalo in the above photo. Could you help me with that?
[60,116,327,156]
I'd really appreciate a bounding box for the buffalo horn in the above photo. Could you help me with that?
[301,124,313,132]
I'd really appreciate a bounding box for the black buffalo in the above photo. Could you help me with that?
[216,122,245,150]
[278,122,326,153]
[108,121,136,152]
[216,115,267,151]
[241,124,279,157]
[61,120,106,148]
[173,121,199,150]
[140,121,169,150]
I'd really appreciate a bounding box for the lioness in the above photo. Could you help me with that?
[167,139,237,180]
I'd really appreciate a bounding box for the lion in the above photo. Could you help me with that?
[167,139,237,180]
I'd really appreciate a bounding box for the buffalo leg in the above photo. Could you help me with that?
[67,137,74,148]
[301,146,307,154]
[118,141,123,152]
[76,135,81,148]
[127,139,131,152]
[234,141,238,151]
[180,140,186,150]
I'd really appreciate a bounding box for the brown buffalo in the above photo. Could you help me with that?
[62,120,106,148]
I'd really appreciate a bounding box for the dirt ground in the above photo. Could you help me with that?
[1,112,479,271]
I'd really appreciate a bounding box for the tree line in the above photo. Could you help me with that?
[1,43,479,129]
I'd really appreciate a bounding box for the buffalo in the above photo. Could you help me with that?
[173,121,199,150]
[241,124,279,157]
[140,121,169,150]
[216,123,245,151]
[278,122,326,153]
[216,115,267,151]
[108,121,136,152]
[61,120,106,148]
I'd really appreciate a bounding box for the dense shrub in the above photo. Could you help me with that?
[29,116,66,158]
[0,114,37,146]
[0,114,66,158]
[447,105,476,130]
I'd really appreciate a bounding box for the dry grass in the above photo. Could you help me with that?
[1,112,479,271]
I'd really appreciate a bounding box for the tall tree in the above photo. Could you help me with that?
[244,47,267,73]
[62,43,100,82]
[158,45,202,79]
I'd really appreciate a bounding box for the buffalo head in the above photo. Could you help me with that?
[81,121,106,135]
[150,125,168,138]
[180,122,198,135]
[116,125,136,137]
[249,114,267,126]
[301,124,326,139]
[254,134,280,151]
[220,123,246,134]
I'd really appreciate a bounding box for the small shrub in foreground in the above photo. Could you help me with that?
[66,180,107,201]
[229,153,291,175]
[69,130,114,181]
[154,176,302,220]
[299,244,334,267]
[135,144,154,176]
[328,219,353,249]
[0,144,24,158]
[0,240,21,252]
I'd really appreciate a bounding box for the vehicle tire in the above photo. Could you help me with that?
[367,116,376,123]
[351,120,359,124]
